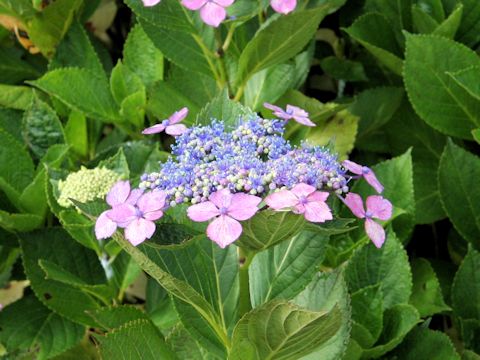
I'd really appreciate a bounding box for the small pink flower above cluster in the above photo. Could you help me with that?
[142,107,189,136]
[264,103,316,127]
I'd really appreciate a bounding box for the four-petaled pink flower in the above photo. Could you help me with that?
[108,190,167,246]
[343,160,383,193]
[270,0,296,14]
[95,181,143,240]
[142,0,161,6]
[265,183,332,222]
[142,107,189,136]
[344,193,392,248]
[181,0,234,27]
[187,189,261,248]
[263,103,315,127]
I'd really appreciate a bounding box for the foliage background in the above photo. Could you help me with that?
[0,0,479,359]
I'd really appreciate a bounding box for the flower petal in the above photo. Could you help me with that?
[365,218,385,248]
[137,191,167,213]
[95,211,117,239]
[168,107,189,124]
[270,0,296,14]
[187,201,220,222]
[263,102,284,113]
[304,201,332,223]
[142,0,161,6]
[209,189,233,209]
[214,0,234,6]
[344,192,365,219]
[227,193,261,221]
[126,189,144,205]
[292,115,316,127]
[166,124,188,136]
[287,105,315,126]
[143,210,164,221]
[290,183,316,198]
[181,0,206,10]
[125,218,156,246]
[265,190,298,210]
[366,195,392,221]
[342,160,363,175]
[200,2,226,27]
[142,123,166,135]
[364,170,384,193]
[293,203,305,214]
[106,181,130,207]
[107,204,137,224]
[206,215,242,248]
[307,191,329,202]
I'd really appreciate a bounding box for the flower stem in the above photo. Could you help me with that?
[238,247,254,317]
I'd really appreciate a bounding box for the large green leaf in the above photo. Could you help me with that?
[166,325,216,360]
[0,210,43,232]
[447,66,480,101]
[438,141,480,249]
[22,96,66,158]
[456,0,480,47]
[236,210,306,251]
[390,326,460,359]
[236,5,332,87]
[343,13,403,75]
[452,247,480,320]
[88,305,149,330]
[97,319,176,359]
[294,270,351,360]
[49,20,105,76]
[30,68,119,122]
[228,300,342,360]
[350,285,383,348]
[123,24,164,87]
[0,47,40,84]
[0,295,85,359]
[0,85,34,110]
[345,231,412,309]
[409,258,450,317]
[19,228,106,325]
[404,34,480,139]
[249,228,329,307]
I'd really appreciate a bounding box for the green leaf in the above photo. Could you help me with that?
[0,84,34,110]
[412,4,440,34]
[409,258,451,317]
[27,0,83,57]
[30,68,119,122]
[343,13,403,75]
[236,210,306,252]
[123,24,164,87]
[456,0,480,47]
[433,4,463,38]
[447,66,480,101]
[391,326,461,359]
[229,300,342,360]
[452,247,480,320]
[320,56,368,82]
[473,128,480,144]
[0,210,43,232]
[404,34,480,139]
[196,89,255,129]
[249,228,329,307]
[0,295,85,359]
[49,19,105,76]
[350,285,383,348]
[110,61,145,105]
[0,128,34,192]
[294,270,351,360]
[438,141,480,249]
[19,228,106,325]
[166,66,217,106]
[97,319,176,360]
[65,111,88,158]
[361,304,419,358]
[88,305,149,330]
[0,47,40,84]
[345,230,412,309]
[236,5,332,87]
[22,96,66,158]
[166,325,215,360]
[350,87,403,150]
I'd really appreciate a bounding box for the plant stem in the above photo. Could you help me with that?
[222,24,236,52]
[238,247,254,317]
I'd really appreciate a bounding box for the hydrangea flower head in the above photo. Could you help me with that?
[264,103,315,126]
[265,183,332,222]
[58,166,122,208]
[343,160,383,193]
[187,189,261,247]
[143,107,189,136]
[270,0,296,14]
[181,0,234,27]
[344,193,392,248]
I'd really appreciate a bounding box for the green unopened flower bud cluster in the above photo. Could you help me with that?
[58,167,122,208]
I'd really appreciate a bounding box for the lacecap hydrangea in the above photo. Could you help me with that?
[95,104,392,249]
